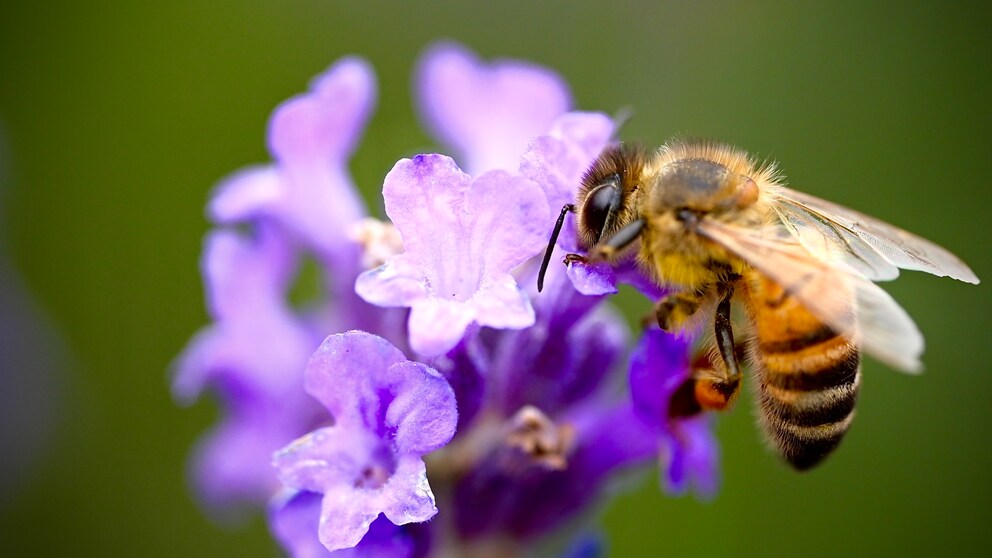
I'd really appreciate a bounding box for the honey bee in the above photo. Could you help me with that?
[537,139,980,470]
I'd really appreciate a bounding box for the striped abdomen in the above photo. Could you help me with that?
[748,276,861,470]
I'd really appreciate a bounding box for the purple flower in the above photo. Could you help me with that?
[629,329,720,497]
[417,42,571,175]
[209,57,374,268]
[355,154,550,356]
[272,332,457,552]
[177,41,724,557]
[451,402,657,540]
[174,225,321,508]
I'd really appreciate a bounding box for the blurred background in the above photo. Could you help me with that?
[1,1,990,556]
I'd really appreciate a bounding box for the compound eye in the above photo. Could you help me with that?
[581,177,620,243]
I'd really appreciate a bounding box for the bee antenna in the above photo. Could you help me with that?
[537,204,575,292]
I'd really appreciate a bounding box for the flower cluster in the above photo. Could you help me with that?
[175,42,719,557]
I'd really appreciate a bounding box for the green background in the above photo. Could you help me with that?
[2,1,990,556]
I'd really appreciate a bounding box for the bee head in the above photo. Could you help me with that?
[576,143,647,249]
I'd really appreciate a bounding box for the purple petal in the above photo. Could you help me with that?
[354,256,429,308]
[189,414,288,509]
[566,261,618,296]
[379,456,437,526]
[468,170,550,280]
[425,336,488,433]
[407,299,475,356]
[269,56,376,167]
[273,426,381,493]
[470,278,535,330]
[520,112,615,212]
[628,329,722,498]
[365,156,549,356]
[202,226,295,320]
[382,361,458,454]
[490,301,627,417]
[661,417,720,499]
[452,402,656,540]
[628,329,691,424]
[269,491,333,558]
[303,332,407,425]
[207,57,374,260]
[318,485,382,552]
[271,491,417,558]
[416,42,571,175]
[382,153,469,262]
[209,166,283,224]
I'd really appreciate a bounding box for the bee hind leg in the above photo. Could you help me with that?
[696,285,743,411]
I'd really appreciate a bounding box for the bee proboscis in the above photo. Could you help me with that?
[537,139,979,470]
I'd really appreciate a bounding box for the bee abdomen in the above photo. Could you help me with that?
[756,328,862,471]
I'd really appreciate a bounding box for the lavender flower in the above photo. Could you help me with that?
[209,57,373,267]
[177,41,721,557]
[417,42,572,175]
[272,332,456,552]
[174,225,322,508]
[355,154,550,356]
[629,329,720,497]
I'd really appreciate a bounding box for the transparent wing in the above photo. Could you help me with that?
[772,200,900,281]
[774,187,979,284]
[698,219,924,373]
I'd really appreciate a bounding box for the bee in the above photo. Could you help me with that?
[537,139,980,470]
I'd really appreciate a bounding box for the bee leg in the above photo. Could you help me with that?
[588,218,646,262]
[650,291,703,332]
[695,286,742,411]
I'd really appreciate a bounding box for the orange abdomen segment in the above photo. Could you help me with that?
[748,276,861,471]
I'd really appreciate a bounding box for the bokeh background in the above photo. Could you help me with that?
[2,1,990,556]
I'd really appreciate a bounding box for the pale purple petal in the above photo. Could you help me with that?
[318,485,381,552]
[354,256,429,307]
[202,225,295,320]
[190,415,289,508]
[269,56,376,168]
[566,261,618,296]
[273,427,382,494]
[209,166,284,224]
[379,457,437,526]
[470,278,535,330]
[407,299,475,356]
[173,225,316,405]
[361,155,548,356]
[520,112,615,211]
[381,153,469,262]
[302,332,407,425]
[207,57,374,260]
[416,42,571,175]
[271,332,454,549]
[382,361,458,454]
[468,170,550,280]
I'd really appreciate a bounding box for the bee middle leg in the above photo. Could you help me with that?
[650,291,704,332]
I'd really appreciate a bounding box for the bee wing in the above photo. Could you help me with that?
[774,187,979,284]
[772,199,900,281]
[697,219,924,373]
